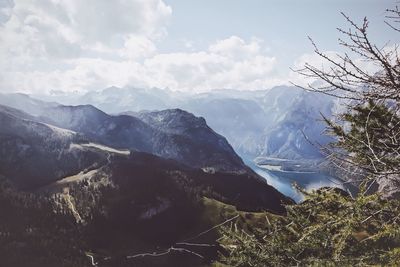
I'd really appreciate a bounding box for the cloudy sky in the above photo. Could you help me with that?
[0,0,397,94]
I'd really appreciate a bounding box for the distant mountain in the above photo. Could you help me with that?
[34,86,184,114]
[0,92,59,116]
[0,94,247,173]
[30,86,336,161]
[180,97,267,158]
[257,87,335,160]
[79,86,180,113]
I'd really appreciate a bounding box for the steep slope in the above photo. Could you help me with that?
[0,103,280,197]
[259,88,335,160]
[0,105,106,189]
[0,103,291,214]
[135,109,246,172]
[180,98,267,158]
[0,176,89,267]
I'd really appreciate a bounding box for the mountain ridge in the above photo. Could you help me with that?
[0,94,248,173]
[25,86,337,161]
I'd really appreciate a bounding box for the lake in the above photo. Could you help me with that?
[245,160,350,202]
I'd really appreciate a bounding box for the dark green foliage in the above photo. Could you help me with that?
[324,100,400,178]
[0,176,89,267]
[64,152,287,266]
[219,188,400,266]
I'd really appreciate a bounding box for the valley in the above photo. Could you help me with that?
[16,86,346,202]
[0,95,294,266]
[0,88,364,266]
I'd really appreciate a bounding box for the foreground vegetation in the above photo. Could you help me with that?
[219,5,400,266]
[0,174,273,267]
[219,187,400,266]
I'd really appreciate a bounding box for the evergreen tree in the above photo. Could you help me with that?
[220,5,400,266]
[220,188,400,266]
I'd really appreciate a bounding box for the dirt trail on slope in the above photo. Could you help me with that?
[63,188,83,223]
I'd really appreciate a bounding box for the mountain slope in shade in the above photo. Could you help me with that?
[0,94,247,172]
[0,105,107,189]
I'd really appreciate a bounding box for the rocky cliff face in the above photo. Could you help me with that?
[259,88,335,160]
[136,109,245,172]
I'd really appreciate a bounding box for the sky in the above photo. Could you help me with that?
[0,0,397,94]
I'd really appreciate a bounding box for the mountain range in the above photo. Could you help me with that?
[32,85,338,162]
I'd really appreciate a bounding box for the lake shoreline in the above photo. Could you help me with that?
[245,158,352,203]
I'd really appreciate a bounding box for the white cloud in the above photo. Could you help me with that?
[144,43,279,92]
[5,0,171,46]
[209,36,262,60]
[0,1,286,94]
[287,51,340,87]
[0,1,392,95]
[119,35,157,60]
[0,0,170,62]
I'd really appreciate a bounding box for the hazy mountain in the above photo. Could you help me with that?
[34,86,184,114]
[78,86,181,113]
[180,97,267,158]
[30,86,336,161]
[257,87,335,160]
[0,92,59,116]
